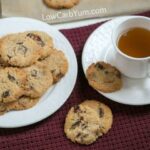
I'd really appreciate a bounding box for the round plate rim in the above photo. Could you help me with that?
[0,17,78,128]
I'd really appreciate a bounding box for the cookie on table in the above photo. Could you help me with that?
[41,49,68,83]
[0,68,26,103]
[86,61,122,93]
[0,97,39,115]
[23,31,54,59]
[43,0,79,9]
[64,104,102,145]
[0,33,42,67]
[81,100,113,134]
[24,62,53,98]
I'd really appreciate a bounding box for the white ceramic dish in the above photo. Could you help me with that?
[0,17,78,128]
[82,16,150,106]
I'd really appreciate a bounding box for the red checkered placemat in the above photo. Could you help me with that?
[0,12,150,150]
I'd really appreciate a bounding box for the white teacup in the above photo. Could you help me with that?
[112,16,150,78]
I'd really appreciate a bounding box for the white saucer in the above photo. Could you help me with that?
[0,17,77,128]
[82,16,150,106]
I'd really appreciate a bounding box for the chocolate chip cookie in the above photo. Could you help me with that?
[41,49,68,83]
[0,103,6,115]
[64,104,102,145]
[0,97,39,115]
[0,68,26,103]
[86,61,122,93]
[81,100,113,134]
[23,31,54,59]
[24,62,53,98]
[43,0,79,9]
[0,33,42,67]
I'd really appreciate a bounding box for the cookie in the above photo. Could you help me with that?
[41,49,68,83]
[0,33,42,67]
[23,31,54,59]
[0,103,6,115]
[86,61,122,93]
[24,62,53,98]
[0,68,26,103]
[0,97,39,115]
[81,100,113,134]
[43,0,79,9]
[64,104,102,145]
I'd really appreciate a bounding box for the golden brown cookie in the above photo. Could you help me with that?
[23,31,54,59]
[41,49,68,83]
[0,103,6,115]
[81,100,113,134]
[0,33,42,67]
[0,67,26,103]
[24,62,53,98]
[0,97,39,115]
[43,0,79,9]
[64,104,102,145]
[86,61,122,93]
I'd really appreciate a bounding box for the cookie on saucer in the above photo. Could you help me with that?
[86,61,122,93]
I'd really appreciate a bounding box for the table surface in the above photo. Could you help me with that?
[0,12,150,149]
[0,1,150,149]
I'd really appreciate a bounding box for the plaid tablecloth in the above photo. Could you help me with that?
[0,11,150,150]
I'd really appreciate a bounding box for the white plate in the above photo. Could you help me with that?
[82,16,150,106]
[0,17,78,128]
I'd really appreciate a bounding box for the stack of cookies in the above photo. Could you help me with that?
[0,31,68,115]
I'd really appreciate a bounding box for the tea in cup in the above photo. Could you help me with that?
[112,16,150,78]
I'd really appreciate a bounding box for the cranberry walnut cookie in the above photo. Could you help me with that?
[0,97,39,115]
[23,31,54,59]
[64,104,102,145]
[0,33,42,67]
[41,49,68,83]
[86,61,122,93]
[43,0,80,9]
[81,100,113,134]
[64,100,113,145]
[0,67,26,103]
[24,62,53,98]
